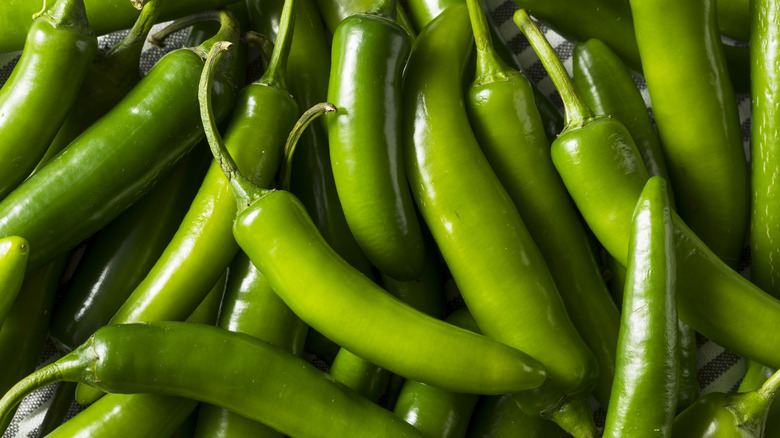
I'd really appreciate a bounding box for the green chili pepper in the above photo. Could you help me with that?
[0,0,97,199]
[1,321,427,438]
[393,308,482,438]
[248,0,376,278]
[48,151,208,353]
[192,252,308,437]
[199,41,548,395]
[0,8,239,271]
[404,5,597,436]
[513,5,780,378]
[327,0,425,281]
[43,277,227,438]
[0,0,239,52]
[630,0,748,269]
[464,0,618,408]
[602,176,678,437]
[71,3,288,406]
[0,236,28,326]
[34,0,164,173]
[104,6,289,323]
[572,38,673,204]
[314,0,417,37]
[570,37,703,410]
[743,0,780,428]
[399,0,565,142]
[672,368,780,437]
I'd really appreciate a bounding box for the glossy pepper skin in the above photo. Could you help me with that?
[393,309,482,438]
[404,5,597,436]
[196,44,548,396]
[571,39,699,410]
[0,0,237,52]
[0,322,427,438]
[34,0,164,172]
[629,0,748,269]
[105,8,292,330]
[0,0,97,199]
[247,0,376,278]
[327,0,425,281]
[315,0,416,37]
[48,152,208,352]
[572,38,673,203]
[744,0,780,429]
[603,177,678,438]
[464,0,619,408]
[513,3,780,377]
[192,251,308,438]
[0,11,238,271]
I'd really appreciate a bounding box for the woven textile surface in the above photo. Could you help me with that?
[0,0,752,436]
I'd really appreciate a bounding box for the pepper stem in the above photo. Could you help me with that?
[199,42,270,210]
[279,103,338,192]
[257,0,295,90]
[513,9,594,129]
[108,0,163,62]
[0,340,96,430]
[758,367,780,402]
[466,0,513,84]
[148,10,220,48]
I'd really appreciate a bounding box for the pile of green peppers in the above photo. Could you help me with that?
[0,0,776,435]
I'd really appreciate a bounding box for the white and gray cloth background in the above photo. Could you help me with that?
[0,0,753,436]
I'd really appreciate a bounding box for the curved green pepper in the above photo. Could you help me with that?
[393,308,483,438]
[327,0,425,281]
[629,0,748,268]
[513,5,780,379]
[572,38,673,204]
[464,0,618,408]
[192,252,307,437]
[247,0,376,278]
[34,0,164,172]
[1,321,425,438]
[0,0,97,199]
[404,5,597,436]
[198,42,548,395]
[49,152,208,353]
[0,9,239,271]
[603,176,678,438]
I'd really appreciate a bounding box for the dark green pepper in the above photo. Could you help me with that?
[0,9,239,271]
[0,0,97,199]
[326,0,425,281]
